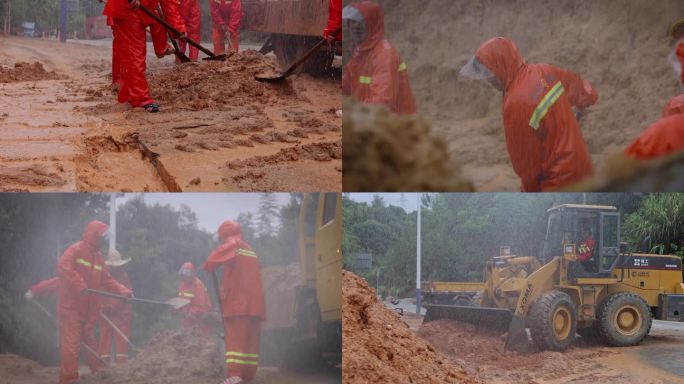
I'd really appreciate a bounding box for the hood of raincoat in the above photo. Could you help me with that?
[180,262,196,277]
[218,220,242,243]
[82,220,108,251]
[475,37,526,90]
[349,1,384,52]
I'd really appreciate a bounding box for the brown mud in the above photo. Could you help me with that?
[0,36,340,191]
[343,100,474,192]
[342,271,479,384]
[0,61,65,83]
[418,319,684,384]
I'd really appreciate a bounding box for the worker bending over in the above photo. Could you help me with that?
[211,0,242,54]
[342,1,417,115]
[204,221,265,384]
[103,0,186,113]
[57,221,132,384]
[461,37,597,191]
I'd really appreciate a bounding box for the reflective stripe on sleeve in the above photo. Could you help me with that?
[398,62,407,71]
[529,81,565,130]
[359,76,372,85]
[237,248,258,258]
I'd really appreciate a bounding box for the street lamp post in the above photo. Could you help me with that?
[59,0,67,42]
[415,193,421,315]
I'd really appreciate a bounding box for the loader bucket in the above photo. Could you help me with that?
[423,304,513,333]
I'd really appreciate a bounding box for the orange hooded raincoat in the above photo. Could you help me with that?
[204,221,265,382]
[177,262,213,334]
[476,37,596,191]
[342,1,417,115]
[57,220,132,384]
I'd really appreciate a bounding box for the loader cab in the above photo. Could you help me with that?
[543,205,621,278]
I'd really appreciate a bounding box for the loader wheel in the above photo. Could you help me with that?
[528,290,577,351]
[596,292,652,347]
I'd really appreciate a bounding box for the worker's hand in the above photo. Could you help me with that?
[325,35,336,45]
[129,0,141,10]
[574,107,587,122]
[24,291,34,301]
[177,32,188,40]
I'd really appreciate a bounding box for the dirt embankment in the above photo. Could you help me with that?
[376,0,684,191]
[0,62,65,83]
[342,100,474,192]
[342,271,479,384]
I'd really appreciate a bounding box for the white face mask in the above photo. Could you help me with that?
[101,229,111,242]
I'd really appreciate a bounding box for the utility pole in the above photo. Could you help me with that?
[415,193,421,315]
[109,193,117,253]
[60,0,67,42]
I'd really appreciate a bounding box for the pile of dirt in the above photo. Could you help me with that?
[148,50,298,111]
[0,354,58,384]
[375,0,684,190]
[342,271,479,384]
[80,328,224,384]
[0,62,65,83]
[342,100,474,191]
[418,319,619,383]
[0,165,66,188]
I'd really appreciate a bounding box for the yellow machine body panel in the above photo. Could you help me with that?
[313,193,342,323]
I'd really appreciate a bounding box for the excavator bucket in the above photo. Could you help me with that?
[423,304,513,333]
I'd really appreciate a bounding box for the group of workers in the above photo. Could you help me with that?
[102,0,342,113]
[26,219,265,384]
[342,1,684,192]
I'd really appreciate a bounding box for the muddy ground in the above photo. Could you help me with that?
[375,0,684,191]
[0,36,341,191]
[0,328,340,384]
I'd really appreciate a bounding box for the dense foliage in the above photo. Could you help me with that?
[343,193,683,297]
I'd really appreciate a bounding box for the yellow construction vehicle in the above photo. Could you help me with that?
[424,204,684,351]
[421,281,485,306]
[261,193,341,369]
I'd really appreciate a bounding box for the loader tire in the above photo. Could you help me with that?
[528,290,577,351]
[596,292,652,347]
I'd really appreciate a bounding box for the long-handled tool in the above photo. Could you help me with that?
[156,5,191,63]
[31,300,107,366]
[133,2,226,61]
[100,312,139,352]
[211,270,227,341]
[85,289,190,310]
[255,27,341,83]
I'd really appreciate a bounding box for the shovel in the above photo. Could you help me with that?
[133,2,227,61]
[255,27,340,83]
[211,270,227,340]
[157,5,191,63]
[85,289,190,310]
[100,312,140,352]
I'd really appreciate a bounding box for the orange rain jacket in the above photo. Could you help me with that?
[476,37,597,191]
[324,0,342,41]
[625,113,684,160]
[203,221,265,320]
[342,1,417,115]
[29,277,59,297]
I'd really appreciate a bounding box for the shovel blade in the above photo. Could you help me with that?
[255,73,286,83]
[202,54,227,61]
[423,304,513,333]
[167,297,191,310]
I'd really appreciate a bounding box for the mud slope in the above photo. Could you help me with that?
[377,0,684,190]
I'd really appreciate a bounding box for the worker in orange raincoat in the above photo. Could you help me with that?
[97,250,133,365]
[324,0,342,44]
[204,221,265,384]
[176,0,201,62]
[103,0,186,112]
[624,112,684,160]
[211,0,242,54]
[177,262,213,335]
[57,220,132,384]
[460,37,597,191]
[342,1,417,115]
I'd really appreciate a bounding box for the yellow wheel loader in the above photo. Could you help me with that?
[424,204,684,352]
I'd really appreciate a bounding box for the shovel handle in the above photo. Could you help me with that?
[211,270,227,338]
[100,312,139,351]
[135,3,218,59]
[85,288,169,307]
[279,26,341,78]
